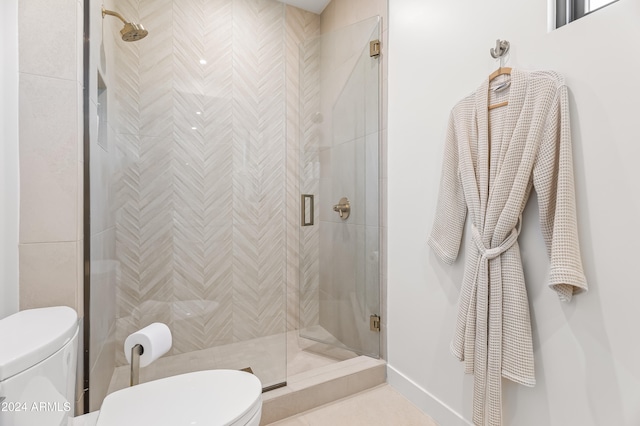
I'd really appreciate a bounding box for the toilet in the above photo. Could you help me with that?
[0,306,78,426]
[0,307,263,426]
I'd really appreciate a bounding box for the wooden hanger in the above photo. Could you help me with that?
[488,67,512,110]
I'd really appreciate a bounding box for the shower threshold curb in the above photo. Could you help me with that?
[260,356,386,425]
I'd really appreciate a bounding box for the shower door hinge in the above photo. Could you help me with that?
[369,40,381,58]
[370,314,381,332]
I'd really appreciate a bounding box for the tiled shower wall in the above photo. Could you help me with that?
[286,6,321,332]
[110,0,319,366]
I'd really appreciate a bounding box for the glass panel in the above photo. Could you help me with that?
[299,16,381,358]
[89,71,120,412]
[92,0,288,403]
[588,0,617,12]
[556,0,619,28]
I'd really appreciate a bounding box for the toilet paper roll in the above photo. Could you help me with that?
[124,323,172,368]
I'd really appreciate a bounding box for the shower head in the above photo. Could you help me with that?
[120,22,148,42]
[102,7,148,42]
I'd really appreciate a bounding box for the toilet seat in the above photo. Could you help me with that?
[96,370,262,426]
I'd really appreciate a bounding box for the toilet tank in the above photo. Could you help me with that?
[0,306,78,426]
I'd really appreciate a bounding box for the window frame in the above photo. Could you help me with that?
[556,0,619,28]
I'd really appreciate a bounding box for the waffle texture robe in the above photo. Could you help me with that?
[428,69,588,426]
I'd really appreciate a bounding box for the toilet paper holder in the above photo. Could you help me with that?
[124,322,172,386]
[130,344,143,386]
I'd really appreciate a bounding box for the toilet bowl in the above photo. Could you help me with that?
[0,307,263,426]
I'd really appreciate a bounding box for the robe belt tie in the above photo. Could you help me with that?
[467,218,522,426]
[471,223,521,261]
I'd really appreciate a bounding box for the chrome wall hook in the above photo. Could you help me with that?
[490,39,510,59]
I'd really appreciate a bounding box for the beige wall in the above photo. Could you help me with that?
[18,0,84,412]
[321,0,388,34]
[0,0,20,320]
[18,0,84,315]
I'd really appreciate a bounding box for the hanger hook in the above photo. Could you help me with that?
[490,39,510,59]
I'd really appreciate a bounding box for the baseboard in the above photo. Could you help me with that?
[386,364,473,426]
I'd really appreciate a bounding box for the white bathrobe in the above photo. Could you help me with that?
[428,69,588,426]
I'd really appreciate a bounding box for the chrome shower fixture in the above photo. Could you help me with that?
[102,7,148,42]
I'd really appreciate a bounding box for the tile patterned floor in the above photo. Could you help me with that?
[266,384,438,426]
[107,329,358,394]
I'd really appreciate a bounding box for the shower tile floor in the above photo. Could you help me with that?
[107,328,358,394]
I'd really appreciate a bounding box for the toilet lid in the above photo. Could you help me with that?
[96,370,262,426]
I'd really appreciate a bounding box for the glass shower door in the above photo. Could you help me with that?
[298,16,381,357]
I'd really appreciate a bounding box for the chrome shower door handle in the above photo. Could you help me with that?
[332,197,350,220]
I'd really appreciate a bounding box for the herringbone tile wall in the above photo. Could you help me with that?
[112,0,319,366]
[287,6,321,331]
[298,33,321,330]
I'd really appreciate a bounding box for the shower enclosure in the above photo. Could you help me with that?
[298,16,382,358]
[87,0,381,411]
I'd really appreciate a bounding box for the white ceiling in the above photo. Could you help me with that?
[276,0,331,14]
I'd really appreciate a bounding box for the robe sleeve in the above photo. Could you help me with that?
[428,112,467,264]
[533,84,588,302]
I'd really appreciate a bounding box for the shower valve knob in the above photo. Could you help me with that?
[332,197,350,220]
